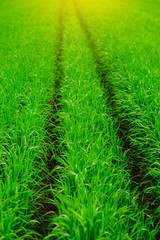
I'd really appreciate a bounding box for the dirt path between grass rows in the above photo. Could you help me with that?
[34,1,66,238]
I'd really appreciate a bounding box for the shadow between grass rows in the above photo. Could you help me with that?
[33,1,66,238]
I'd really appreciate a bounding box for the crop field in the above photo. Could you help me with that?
[0,0,159,239]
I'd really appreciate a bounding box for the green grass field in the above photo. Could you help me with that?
[0,0,159,239]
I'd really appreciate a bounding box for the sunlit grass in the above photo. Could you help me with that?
[0,0,159,239]
[0,0,61,238]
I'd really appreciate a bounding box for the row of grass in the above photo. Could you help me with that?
[0,0,62,238]
[1,0,159,238]
[77,0,160,220]
[46,1,158,239]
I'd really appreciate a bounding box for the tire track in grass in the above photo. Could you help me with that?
[73,0,114,106]
[34,1,66,238]
[73,0,160,237]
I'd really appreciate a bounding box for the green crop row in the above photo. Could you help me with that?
[77,0,160,222]
[0,0,62,238]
